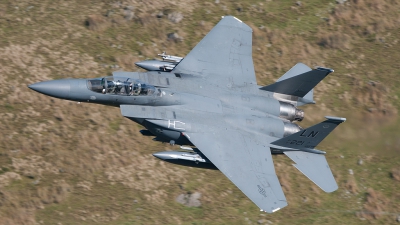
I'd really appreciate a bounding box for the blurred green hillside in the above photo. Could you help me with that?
[0,0,399,224]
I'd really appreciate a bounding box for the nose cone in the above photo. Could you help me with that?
[28,79,71,100]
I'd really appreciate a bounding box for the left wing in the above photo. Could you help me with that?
[184,129,287,213]
[172,16,256,87]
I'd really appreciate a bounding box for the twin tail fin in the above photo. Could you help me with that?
[271,116,346,193]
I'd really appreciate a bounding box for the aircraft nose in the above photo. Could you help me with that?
[28,79,71,100]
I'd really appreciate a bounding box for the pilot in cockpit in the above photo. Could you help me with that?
[114,80,122,93]
[131,83,141,95]
[88,77,155,96]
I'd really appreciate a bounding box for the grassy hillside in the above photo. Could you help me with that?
[0,0,399,224]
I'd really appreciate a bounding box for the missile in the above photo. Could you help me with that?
[135,52,184,71]
[157,52,183,63]
[152,151,217,170]
[135,60,176,71]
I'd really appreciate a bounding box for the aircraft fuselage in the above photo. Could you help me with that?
[29,71,304,168]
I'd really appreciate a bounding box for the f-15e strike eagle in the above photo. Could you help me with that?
[29,16,345,213]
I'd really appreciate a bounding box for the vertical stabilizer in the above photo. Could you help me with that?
[271,116,346,150]
[271,116,346,193]
[277,63,311,82]
[278,63,313,104]
[261,63,333,105]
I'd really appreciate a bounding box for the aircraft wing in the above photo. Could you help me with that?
[283,151,337,192]
[172,16,256,87]
[184,129,287,213]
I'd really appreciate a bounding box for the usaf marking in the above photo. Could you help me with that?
[168,120,185,130]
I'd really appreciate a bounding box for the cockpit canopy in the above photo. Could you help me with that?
[87,76,156,96]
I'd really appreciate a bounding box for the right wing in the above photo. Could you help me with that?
[184,129,287,213]
[172,16,256,87]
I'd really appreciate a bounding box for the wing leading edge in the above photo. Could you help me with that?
[184,130,287,213]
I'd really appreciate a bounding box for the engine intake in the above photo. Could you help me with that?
[279,102,304,121]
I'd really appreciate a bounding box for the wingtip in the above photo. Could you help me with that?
[218,16,250,31]
[316,66,334,73]
[272,207,281,213]
[233,16,242,22]
[259,207,281,213]
[325,116,346,122]
[220,15,242,22]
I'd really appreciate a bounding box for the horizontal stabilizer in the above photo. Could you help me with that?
[260,67,333,97]
[271,116,346,150]
[284,151,338,192]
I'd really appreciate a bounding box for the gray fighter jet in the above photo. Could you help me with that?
[29,16,345,213]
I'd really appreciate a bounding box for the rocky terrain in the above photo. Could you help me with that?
[0,0,399,224]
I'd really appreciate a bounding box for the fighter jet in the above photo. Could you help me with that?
[29,16,345,213]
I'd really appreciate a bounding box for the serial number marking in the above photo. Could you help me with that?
[286,140,305,145]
